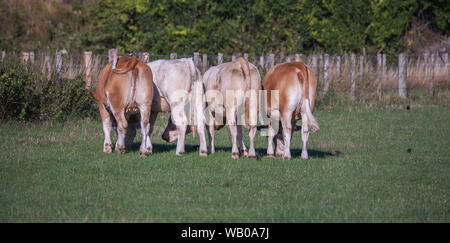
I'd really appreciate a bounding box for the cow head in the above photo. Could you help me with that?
[161,116,193,142]
[162,119,177,142]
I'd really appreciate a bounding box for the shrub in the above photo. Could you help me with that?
[0,57,97,121]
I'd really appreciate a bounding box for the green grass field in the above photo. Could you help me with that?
[0,95,449,222]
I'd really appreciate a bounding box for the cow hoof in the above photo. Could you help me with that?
[283,156,292,160]
[147,147,153,154]
[276,151,283,157]
[232,152,239,160]
[176,151,185,156]
[116,148,126,154]
[248,155,256,159]
[242,149,248,157]
[200,150,208,157]
[103,144,112,153]
[139,151,148,157]
[267,153,274,158]
[301,151,308,160]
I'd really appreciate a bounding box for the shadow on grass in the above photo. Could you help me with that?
[129,141,200,154]
[129,141,333,159]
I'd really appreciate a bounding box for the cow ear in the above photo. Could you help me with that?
[89,92,99,101]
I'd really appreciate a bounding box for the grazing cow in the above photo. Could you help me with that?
[147,58,207,156]
[262,62,319,160]
[90,56,154,156]
[203,57,261,159]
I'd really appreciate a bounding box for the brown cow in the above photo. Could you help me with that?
[90,56,154,156]
[262,62,319,160]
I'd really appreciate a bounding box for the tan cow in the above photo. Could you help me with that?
[203,57,261,159]
[262,62,319,160]
[90,56,154,156]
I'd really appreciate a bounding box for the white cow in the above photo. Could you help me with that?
[147,58,207,156]
[202,57,261,159]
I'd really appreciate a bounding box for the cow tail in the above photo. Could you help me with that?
[188,59,202,138]
[301,66,319,133]
[92,61,113,105]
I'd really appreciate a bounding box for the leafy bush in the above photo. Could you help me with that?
[0,57,97,121]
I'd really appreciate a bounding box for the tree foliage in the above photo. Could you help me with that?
[0,0,448,55]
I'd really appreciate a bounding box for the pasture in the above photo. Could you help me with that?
[0,91,449,222]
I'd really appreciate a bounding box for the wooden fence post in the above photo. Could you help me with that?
[350,54,356,100]
[108,49,115,63]
[1,51,5,61]
[429,53,435,96]
[359,55,364,82]
[231,55,236,62]
[43,55,51,74]
[170,53,177,60]
[398,53,407,98]
[194,52,200,69]
[29,51,35,64]
[382,54,387,78]
[111,49,118,69]
[243,53,248,61]
[377,53,382,99]
[423,51,430,80]
[84,51,92,88]
[286,55,291,63]
[142,52,149,63]
[442,51,448,77]
[336,56,341,80]
[322,54,329,97]
[312,55,319,79]
[21,52,29,64]
[268,54,274,70]
[217,53,223,65]
[259,55,265,71]
[295,54,301,62]
[202,54,208,73]
[55,51,62,79]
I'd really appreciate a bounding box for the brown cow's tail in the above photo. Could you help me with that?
[236,57,252,129]
[91,61,113,105]
[299,65,319,133]
[89,92,100,101]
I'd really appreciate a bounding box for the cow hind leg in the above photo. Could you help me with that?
[115,113,128,154]
[275,132,284,157]
[267,122,275,157]
[301,112,310,160]
[176,125,187,155]
[237,125,248,157]
[139,106,152,157]
[207,125,215,154]
[102,118,113,154]
[228,124,239,160]
[197,123,208,157]
[248,126,257,158]
[99,104,113,153]
[281,112,293,160]
[115,127,127,154]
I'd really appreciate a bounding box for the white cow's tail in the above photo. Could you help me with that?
[303,99,319,132]
[188,59,203,137]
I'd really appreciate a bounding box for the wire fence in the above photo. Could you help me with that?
[2,49,449,100]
